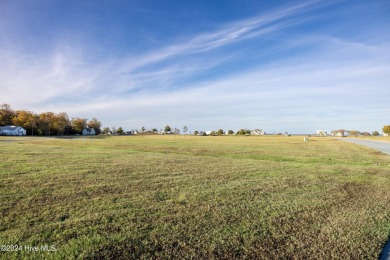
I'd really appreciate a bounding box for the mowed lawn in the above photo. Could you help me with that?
[1,135,390,259]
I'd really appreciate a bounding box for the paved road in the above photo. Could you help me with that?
[338,138,390,260]
[338,138,390,155]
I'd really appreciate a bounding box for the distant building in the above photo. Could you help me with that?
[0,125,26,136]
[316,130,327,137]
[331,130,347,137]
[251,129,264,135]
[158,130,170,135]
[82,128,96,135]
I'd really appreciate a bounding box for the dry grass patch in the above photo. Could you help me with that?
[0,135,390,259]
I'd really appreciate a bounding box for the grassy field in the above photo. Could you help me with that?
[1,135,390,259]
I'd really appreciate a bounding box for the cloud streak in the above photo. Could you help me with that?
[1,0,389,133]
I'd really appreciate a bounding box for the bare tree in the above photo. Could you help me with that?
[183,125,188,136]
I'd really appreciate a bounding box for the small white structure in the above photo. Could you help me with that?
[316,130,327,137]
[384,133,389,137]
[0,125,26,136]
[82,128,96,135]
[251,129,264,135]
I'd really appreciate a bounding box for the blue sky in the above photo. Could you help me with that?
[1,0,389,133]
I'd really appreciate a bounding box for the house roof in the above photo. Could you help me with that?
[0,125,25,131]
[83,128,95,132]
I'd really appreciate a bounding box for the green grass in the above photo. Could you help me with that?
[1,135,390,259]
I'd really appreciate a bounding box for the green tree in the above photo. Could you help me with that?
[227,130,234,135]
[383,125,390,135]
[12,110,36,135]
[164,125,171,132]
[102,127,110,134]
[39,112,56,136]
[217,129,224,135]
[0,103,15,126]
[71,117,87,134]
[53,112,70,135]
[372,131,379,136]
[194,130,199,135]
[237,129,246,135]
[117,127,124,134]
[88,118,102,135]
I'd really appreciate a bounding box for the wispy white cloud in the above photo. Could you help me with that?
[1,0,389,133]
[48,43,389,132]
[1,1,322,100]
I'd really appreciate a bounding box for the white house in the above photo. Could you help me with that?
[82,128,96,135]
[0,125,27,136]
[316,130,327,137]
[251,129,264,135]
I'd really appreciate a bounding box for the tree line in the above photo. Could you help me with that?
[331,128,390,137]
[107,125,182,135]
[0,104,101,136]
